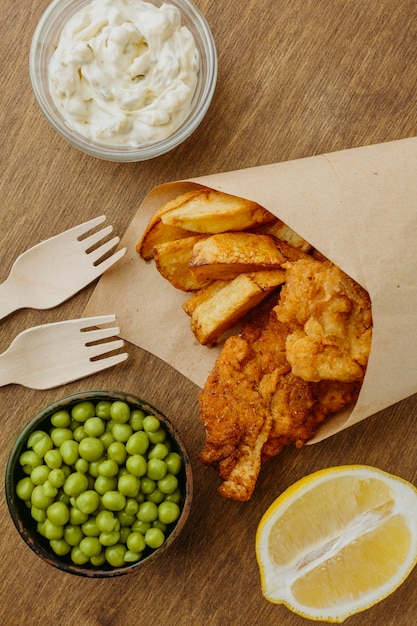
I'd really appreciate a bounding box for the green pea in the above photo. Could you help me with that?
[30,464,50,485]
[64,524,84,546]
[143,415,160,433]
[132,520,151,534]
[102,491,126,512]
[96,510,117,533]
[50,410,71,428]
[79,536,101,558]
[105,544,126,567]
[47,501,70,526]
[43,480,58,498]
[119,526,130,544]
[16,476,35,501]
[137,501,158,523]
[112,423,132,443]
[50,427,73,447]
[44,449,62,469]
[124,498,139,516]
[99,530,121,547]
[71,401,96,422]
[78,437,104,462]
[148,428,167,444]
[95,400,112,419]
[50,538,71,556]
[73,426,87,442]
[75,458,89,474]
[71,546,89,565]
[84,417,105,437]
[31,506,46,522]
[60,440,79,465]
[43,518,64,540]
[158,474,178,495]
[82,518,100,537]
[31,484,54,509]
[148,443,169,460]
[126,531,146,553]
[117,511,136,527]
[125,454,148,478]
[19,450,42,473]
[165,452,182,475]
[147,459,167,481]
[48,468,66,488]
[146,488,165,504]
[95,475,117,495]
[33,433,53,458]
[110,401,131,423]
[158,501,180,524]
[145,527,165,549]
[107,441,127,465]
[129,409,145,431]
[140,476,156,495]
[96,460,117,480]
[88,459,103,478]
[76,490,100,515]
[124,550,141,563]
[69,507,89,526]
[118,474,140,498]
[90,551,106,566]
[99,430,114,450]
[63,472,88,497]
[152,520,168,532]
[27,430,48,449]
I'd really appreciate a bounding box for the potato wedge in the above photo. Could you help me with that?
[182,280,231,316]
[188,232,287,280]
[190,270,286,345]
[154,235,212,291]
[161,188,275,234]
[263,220,312,253]
[136,189,203,260]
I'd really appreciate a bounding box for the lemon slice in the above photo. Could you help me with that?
[256,465,417,623]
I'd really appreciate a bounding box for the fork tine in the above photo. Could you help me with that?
[67,215,107,239]
[92,247,127,274]
[87,236,121,264]
[88,351,129,372]
[88,339,125,359]
[80,224,114,250]
[83,325,122,343]
[78,314,117,328]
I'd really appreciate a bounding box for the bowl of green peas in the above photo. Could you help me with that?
[5,391,193,577]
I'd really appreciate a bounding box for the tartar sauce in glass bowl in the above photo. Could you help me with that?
[48,0,199,147]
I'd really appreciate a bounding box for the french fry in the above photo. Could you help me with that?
[188,232,287,281]
[136,189,203,260]
[160,188,276,233]
[154,235,212,291]
[263,220,313,253]
[190,270,286,345]
[182,280,231,316]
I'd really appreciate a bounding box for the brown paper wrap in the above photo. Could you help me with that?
[84,137,417,443]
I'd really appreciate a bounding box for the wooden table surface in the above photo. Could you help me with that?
[1,1,416,624]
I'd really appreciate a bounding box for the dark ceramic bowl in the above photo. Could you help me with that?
[5,391,193,577]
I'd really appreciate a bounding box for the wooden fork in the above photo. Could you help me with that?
[0,216,126,320]
[0,315,128,389]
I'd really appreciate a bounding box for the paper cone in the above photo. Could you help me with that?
[84,137,417,443]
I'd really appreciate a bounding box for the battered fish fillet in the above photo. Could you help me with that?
[275,259,372,382]
[199,296,361,501]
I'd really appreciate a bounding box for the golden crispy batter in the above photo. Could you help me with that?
[275,259,372,382]
[199,298,361,501]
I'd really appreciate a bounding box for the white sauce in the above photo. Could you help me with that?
[48,0,199,146]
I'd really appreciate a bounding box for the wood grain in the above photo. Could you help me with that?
[0,1,416,624]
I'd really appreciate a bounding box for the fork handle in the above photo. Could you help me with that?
[0,349,13,386]
[0,276,24,320]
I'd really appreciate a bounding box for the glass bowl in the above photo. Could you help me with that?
[5,391,193,577]
[29,0,217,161]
